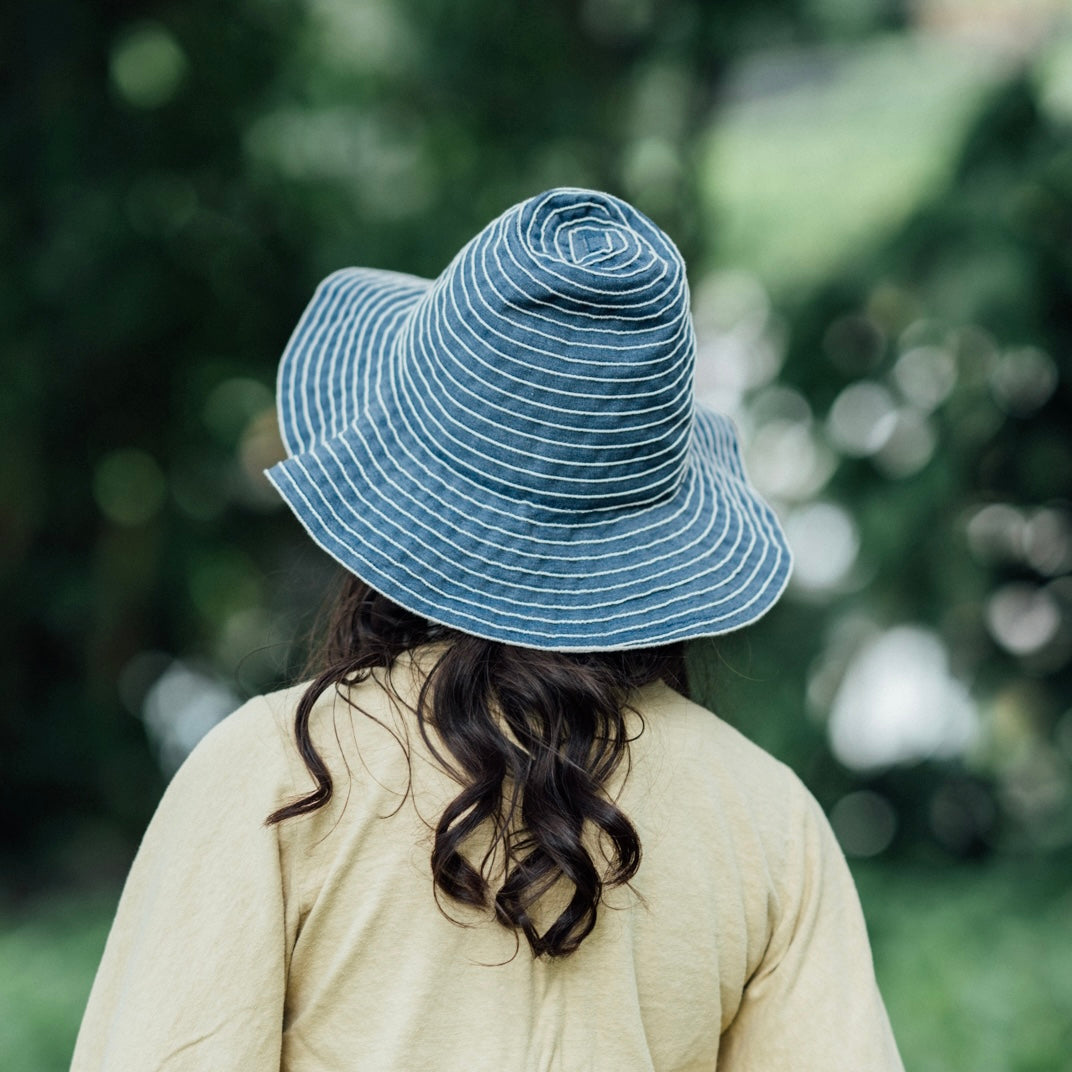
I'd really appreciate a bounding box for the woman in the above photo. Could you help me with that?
[73,189,904,1070]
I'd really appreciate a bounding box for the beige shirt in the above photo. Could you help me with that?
[73,650,904,1071]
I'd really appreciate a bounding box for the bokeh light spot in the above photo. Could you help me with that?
[244,106,433,219]
[110,24,188,110]
[785,501,859,593]
[747,383,810,426]
[966,502,1025,565]
[948,323,1000,387]
[875,407,936,478]
[985,583,1061,656]
[830,790,899,858]
[989,345,1058,416]
[93,448,167,526]
[828,626,978,770]
[693,271,782,416]
[999,744,1072,849]
[827,380,898,456]
[747,420,835,500]
[203,377,275,446]
[309,0,417,76]
[117,650,172,717]
[141,660,239,774]
[694,270,771,333]
[622,137,682,214]
[1024,508,1072,576]
[239,410,287,507]
[892,344,957,411]
[581,0,654,43]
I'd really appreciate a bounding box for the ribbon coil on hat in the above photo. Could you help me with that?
[267,188,792,650]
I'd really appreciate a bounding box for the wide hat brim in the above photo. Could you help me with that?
[267,193,791,651]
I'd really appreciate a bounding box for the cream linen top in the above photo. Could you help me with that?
[72,649,904,1071]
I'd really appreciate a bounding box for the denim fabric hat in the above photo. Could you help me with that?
[266,188,791,651]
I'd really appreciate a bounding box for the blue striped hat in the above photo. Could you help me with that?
[266,188,791,651]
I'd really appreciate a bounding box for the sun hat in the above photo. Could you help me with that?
[266,187,791,651]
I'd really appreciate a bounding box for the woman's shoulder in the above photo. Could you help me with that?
[176,684,299,766]
[186,672,403,769]
[158,688,301,812]
[629,680,814,826]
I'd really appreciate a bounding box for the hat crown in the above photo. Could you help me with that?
[397,188,696,513]
[525,196,642,267]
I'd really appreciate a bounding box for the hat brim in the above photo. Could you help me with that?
[268,268,791,651]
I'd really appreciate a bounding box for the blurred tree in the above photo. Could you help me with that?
[707,71,1072,861]
[2,0,912,882]
[2,0,314,880]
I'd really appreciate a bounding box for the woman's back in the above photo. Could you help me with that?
[73,188,903,1070]
[73,645,899,1071]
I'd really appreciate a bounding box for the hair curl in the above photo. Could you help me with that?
[267,573,687,958]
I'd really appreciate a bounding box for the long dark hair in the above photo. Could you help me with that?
[267,573,688,958]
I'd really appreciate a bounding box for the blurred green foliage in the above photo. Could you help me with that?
[2,0,908,880]
[725,69,1072,860]
[0,892,115,1072]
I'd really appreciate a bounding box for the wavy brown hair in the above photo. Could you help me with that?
[267,573,688,958]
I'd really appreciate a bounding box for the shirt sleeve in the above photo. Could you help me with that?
[71,696,301,1072]
[718,778,905,1072]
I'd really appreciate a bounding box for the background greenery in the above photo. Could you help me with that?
[3,1,1071,1068]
